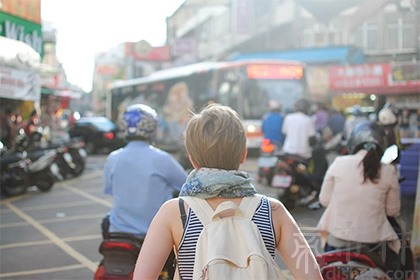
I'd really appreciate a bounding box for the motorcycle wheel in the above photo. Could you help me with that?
[35,173,55,192]
[69,156,85,177]
[0,170,28,197]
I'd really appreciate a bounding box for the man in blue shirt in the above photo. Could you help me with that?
[262,100,284,147]
[102,104,188,237]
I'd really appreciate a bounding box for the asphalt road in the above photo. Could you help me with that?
[0,154,415,279]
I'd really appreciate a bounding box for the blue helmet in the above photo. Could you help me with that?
[123,104,158,140]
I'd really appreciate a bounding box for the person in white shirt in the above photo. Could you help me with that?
[282,98,316,159]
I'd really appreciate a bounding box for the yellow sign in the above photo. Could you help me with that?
[0,0,41,24]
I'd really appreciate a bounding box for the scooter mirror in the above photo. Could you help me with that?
[381,144,398,164]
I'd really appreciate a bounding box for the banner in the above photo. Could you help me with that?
[0,65,40,102]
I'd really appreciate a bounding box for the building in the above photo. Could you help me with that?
[166,0,420,110]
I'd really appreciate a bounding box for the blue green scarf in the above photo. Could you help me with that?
[179,168,257,198]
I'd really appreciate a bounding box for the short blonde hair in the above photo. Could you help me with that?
[184,104,246,170]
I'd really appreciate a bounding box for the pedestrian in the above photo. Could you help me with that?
[317,120,402,276]
[24,109,39,136]
[133,103,322,280]
[261,100,284,147]
[327,108,346,136]
[102,104,188,237]
[0,107,16,149]
[313,102,329,134]
[398,107,411,138]
[282,98,316,160]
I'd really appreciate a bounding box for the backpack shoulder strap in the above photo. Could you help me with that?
[239,194,264,220]
[178,198,187,229]
[180,196,214,226]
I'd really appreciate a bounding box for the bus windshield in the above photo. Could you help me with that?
[243,79,305,119]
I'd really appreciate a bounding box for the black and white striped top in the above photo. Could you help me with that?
[177,196,276,280]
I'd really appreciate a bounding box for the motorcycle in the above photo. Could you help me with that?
[47,137,87,180]
[0,131,59,196]
[271,139,328,210]
[94,217,175,280]
[316,216,415,280]
[257,138,282,186]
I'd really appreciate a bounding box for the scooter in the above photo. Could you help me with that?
[316,216,415,280]
[257,138,282,186]
[0,131,59,196]
[94,217,175,280]
[47,137,87,179]
[271,140,328,210]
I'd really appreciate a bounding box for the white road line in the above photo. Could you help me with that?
[0,264,90,278]
[3,201,98,272]
[0,235,101,250]
[0,214,104,228]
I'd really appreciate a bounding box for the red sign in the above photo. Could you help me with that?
[329,63,420,95]
[247,64,303,80]
[125,42,171,62]
[330,64,389,90]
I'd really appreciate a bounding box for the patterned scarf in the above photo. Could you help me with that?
[179,168,257,199]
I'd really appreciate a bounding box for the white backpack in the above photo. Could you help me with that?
[181,195,286,280]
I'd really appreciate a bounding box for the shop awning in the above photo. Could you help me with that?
[0,36,40,69]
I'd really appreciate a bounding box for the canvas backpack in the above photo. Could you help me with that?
[180,194,286,280]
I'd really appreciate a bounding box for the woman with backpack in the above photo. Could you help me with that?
[133,103,322,280]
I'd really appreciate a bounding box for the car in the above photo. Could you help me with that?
[68,117,126,154]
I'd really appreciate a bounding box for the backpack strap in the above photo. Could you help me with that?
[239,194,264,219]
[178,198,187,229]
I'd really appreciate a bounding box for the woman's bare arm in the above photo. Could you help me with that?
[133,200,177,280]
[270,199,323,280]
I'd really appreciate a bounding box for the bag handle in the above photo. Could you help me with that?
[180,195,264,225]
[211,201,243,221]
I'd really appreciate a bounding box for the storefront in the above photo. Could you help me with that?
[329,62,420,112]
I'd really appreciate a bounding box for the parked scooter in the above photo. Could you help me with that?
[257,138,282,186]
[94,217,175,280]
[0,131,59,196]
[47,137,87,179]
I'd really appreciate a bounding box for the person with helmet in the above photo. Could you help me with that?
[261,100,284,147]
[378,107,404,158]
[282,98,316,159]
[317,120,403,276]
[102,104,188,237]
[343,105,367,140]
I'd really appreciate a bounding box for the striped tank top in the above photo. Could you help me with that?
[177,196,276,280]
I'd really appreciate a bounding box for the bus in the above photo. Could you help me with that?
[108,59,307,156]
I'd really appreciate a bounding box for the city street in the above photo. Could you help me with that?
[0,154,415,279]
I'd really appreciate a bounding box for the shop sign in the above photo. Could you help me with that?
[125,42,171,62]
[0,11,43,57]
[329,64,388,90]
[330,63,420,94]
[0,65,40,102]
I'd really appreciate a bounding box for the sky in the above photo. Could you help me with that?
[41,0,185,92]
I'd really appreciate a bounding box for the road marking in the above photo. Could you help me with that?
[3,201,98,272]
[0,264,90,278]
[0,234,102,250]
[16,200,98,211]
[0,239,52,249]
[61,182,112,207]
[0,214,104,228]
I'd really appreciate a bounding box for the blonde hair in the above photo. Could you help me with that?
[184,104,246,170]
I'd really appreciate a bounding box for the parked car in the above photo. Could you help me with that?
[68,117,126,154]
